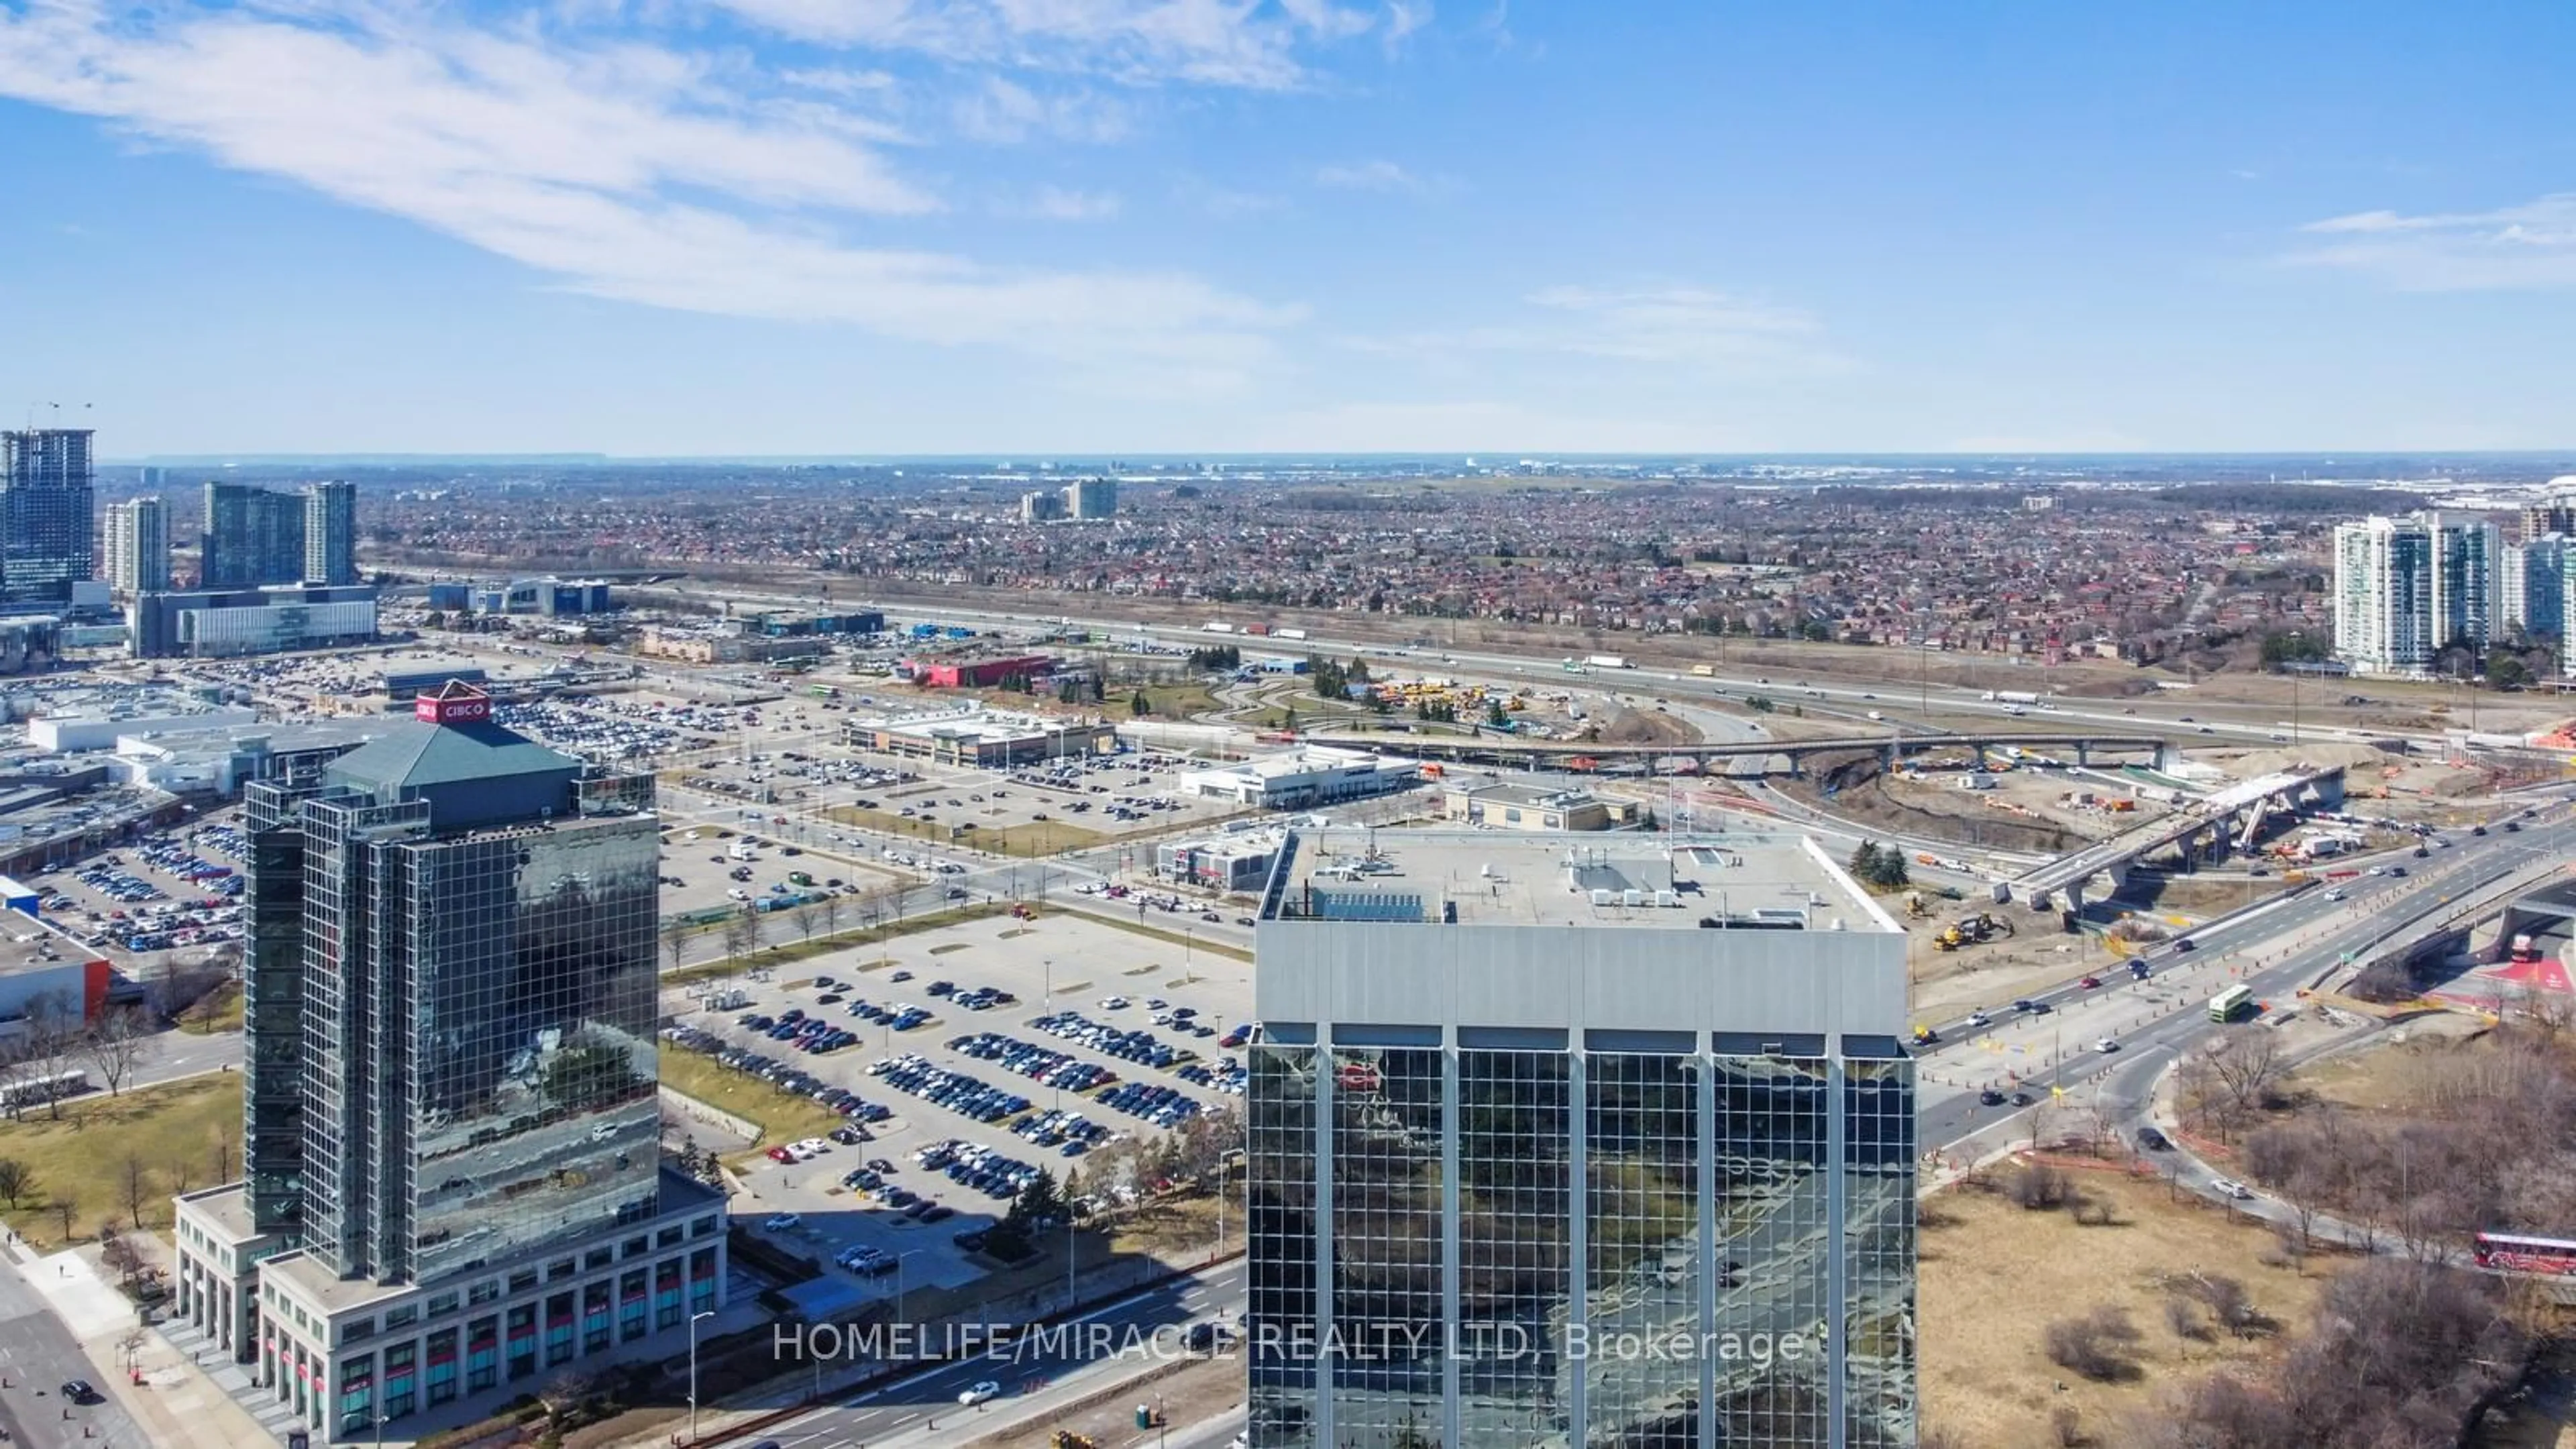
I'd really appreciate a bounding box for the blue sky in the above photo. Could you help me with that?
[3,1,2574,456]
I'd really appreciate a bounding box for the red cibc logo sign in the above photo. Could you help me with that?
[416,690,492,724]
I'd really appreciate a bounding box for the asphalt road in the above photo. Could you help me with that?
[1916,796,2576,1147]
[757,1261,1245,1447]
[0,1254,139,1449]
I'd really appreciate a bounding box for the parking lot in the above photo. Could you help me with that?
[22,812,250,957]
[676,738,1250,859]
[657,912,1253,1299]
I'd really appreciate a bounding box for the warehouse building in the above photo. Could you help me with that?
[127,584,379,659]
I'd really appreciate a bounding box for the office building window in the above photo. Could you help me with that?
[1326,1044,1444,1444]
[1585,1049,1699,1443]
[1458,1048,1572,1442]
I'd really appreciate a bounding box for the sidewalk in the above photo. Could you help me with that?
[4,1234,280,1448]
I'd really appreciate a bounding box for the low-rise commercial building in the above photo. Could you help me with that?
[1154,827,1288,891]
[907,654,1059,689]
[127,584,380,659]
[747,608,883,638]
[30,698,259,753]
[1441,780,1629,830]
[843,706,1114,767]
[0,908,113,1030]
[1175,745,1419,810]
[637,627,810,664]
[111,721,379,798]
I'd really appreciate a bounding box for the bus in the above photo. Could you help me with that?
[0,1069,89,1113]
[2208,984,2256,1022]
[2473,1231,2576,1275]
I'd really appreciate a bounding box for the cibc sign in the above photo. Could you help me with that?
[416,690,492,724]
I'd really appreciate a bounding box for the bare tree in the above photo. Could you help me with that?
[99,1226,142,1284]
[51,1192,76,1243]
[211,1126,233,1187]
[2206,1030,2290,1116]
[2043,1304,2143,1381]
[720,912,754,968]
[663,916,695,974]
[790,898,823,944]
[120,1152,152,1230]
[0,1159,35,1209]
[17,991,83,1120]
[818,890,844,938]
[82,1008,158,1098]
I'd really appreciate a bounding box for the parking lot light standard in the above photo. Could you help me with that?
[688,1308,716,1439]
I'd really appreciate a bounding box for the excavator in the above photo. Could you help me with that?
[1932,911,2018,952]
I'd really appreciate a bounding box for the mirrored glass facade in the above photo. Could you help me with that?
[241,720,660,1287]
[1246,1039,1915,1448]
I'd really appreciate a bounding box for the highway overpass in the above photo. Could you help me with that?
[1301,729,2173,775]
[2000,764,2348,912]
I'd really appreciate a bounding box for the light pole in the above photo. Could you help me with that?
[687,1308,715,1440]
[894,1248,926,1323]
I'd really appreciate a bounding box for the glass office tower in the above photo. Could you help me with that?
[241,688,661,1284]
[0,428,93,604]
[1246,831,1917,1449]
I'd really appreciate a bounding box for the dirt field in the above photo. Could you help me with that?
[1920,1166,2334,1448]
[2298,1013,2506,1111]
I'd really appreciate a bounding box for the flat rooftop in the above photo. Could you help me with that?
[0,912,99,977]
[1263,827,1898,932]
[849,706,1089,744]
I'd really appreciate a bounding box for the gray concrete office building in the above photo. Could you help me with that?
[1245,829,1915,1448]
[171,684,724,1440]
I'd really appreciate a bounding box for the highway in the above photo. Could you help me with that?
[1915,796,2576,1148]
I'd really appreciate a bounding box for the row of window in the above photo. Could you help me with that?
[252,1214,720,1348]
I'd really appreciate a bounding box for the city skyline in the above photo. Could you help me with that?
[5,4,2576,455]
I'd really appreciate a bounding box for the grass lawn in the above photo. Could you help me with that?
[0,1073,243,1248]
[1077,909,1255,964]
[176,981,244,1035]
[1919,1165,2332,1448]
[979,819,1107,856]
[1128,682,1218,719]
[656,1050,845,1153]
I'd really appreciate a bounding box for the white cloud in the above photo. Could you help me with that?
[1345,284,1846,376]
[2289,193,2576,290]
[953,75,1132,143]
[704,0,1389,89]
[1382,1,1432,51]
[1315,158,1434,193]
[0,1,1294,375]
[1010,185,1125,220]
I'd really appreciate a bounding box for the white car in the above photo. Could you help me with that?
[2324,888,2348,902]
[1100,996,1130,1010]
[2209,1178,2255,1201]
[2094,1036,2120,1053]
[1966,1010,1991,1028]
[957,1380,1002,1406]
[763,1212,802,1232]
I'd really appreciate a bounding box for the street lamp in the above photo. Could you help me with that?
[687,1308,716,1440]
[894,1248,926,1323]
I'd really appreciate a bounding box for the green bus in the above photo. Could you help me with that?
[2208,984,2255,1022]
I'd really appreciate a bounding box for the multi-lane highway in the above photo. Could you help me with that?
[1916,796,2575,1148]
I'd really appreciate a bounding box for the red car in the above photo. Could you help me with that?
[2079,976,2102,989]
[765,1146,794,1163]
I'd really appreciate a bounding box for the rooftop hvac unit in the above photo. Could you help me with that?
[1830,916,1847,931]
[1590,889,1613,907]
[1621,889,1644,908]
[1654,890,1679,908]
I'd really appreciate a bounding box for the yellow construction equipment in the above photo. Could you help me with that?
[1932,912,2017,951]
[1903,891,1934,920]
[1053,1434,1099,1449]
